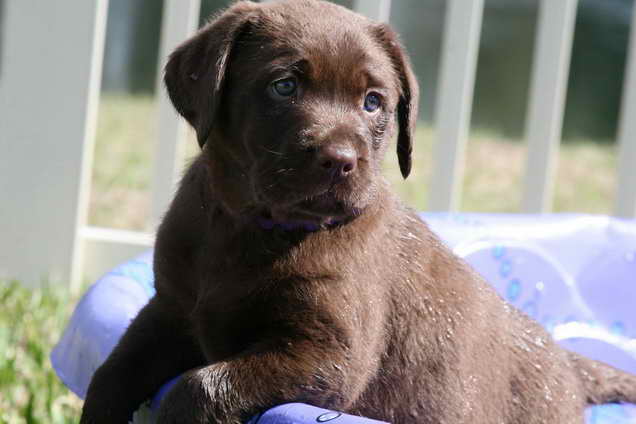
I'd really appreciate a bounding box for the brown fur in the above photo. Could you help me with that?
[80,1,636,423]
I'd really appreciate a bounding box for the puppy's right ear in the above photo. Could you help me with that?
[164,1,258,148]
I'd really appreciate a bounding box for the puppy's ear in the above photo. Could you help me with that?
[164,1,258,148]
[373,24,419,179]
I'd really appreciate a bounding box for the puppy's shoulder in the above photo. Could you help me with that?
[383,196,438,244]
[156,154,213,248]
[383,197,478,281]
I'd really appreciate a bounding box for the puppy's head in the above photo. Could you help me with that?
[165,0,418,227]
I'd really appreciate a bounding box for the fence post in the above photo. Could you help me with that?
[428,0,484,211]
[0,0,107,288]
[151,0,201,226]
[521,0,578,213]
[615,4,636,218]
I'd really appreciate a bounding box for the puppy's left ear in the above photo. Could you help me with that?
[164,1,258,148]
[373,24,419,179]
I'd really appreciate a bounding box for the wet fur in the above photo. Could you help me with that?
[81,1,636,423]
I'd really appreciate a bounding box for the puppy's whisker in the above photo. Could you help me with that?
[260,147,286,157]
[275,168,296,174]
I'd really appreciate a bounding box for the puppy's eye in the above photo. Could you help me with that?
[364,93,382,112]
[272,78,297,97]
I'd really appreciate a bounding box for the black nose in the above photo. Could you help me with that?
[316,144,358,179]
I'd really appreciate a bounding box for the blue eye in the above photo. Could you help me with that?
[272,78,297,97]
[364,93,381,112]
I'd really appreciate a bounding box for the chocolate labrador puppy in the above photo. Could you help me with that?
[81,1,636,423]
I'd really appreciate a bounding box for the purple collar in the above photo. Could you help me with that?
[256,216,341,232]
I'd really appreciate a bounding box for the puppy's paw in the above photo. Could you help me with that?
[80,369,138,424]
[156,370,235,424]
[80,398,130,424]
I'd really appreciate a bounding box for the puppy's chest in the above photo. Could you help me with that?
[187,226,393,360]
[191,264,353,356]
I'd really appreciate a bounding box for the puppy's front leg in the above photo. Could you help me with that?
[157,340,364,424]
[80,296,204,424]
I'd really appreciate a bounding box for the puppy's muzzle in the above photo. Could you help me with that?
[314,143,358,183]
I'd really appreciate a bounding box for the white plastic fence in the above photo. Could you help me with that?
[1,0,635,288]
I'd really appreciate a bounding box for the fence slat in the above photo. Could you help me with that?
[0,0,107,288]
[151,0,201,226]
[353,0,391,23]
[81,226,154,283]
[521,0,578,213]
[615,6,636,218]
[428,0,484,211]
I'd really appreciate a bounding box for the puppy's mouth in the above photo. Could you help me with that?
[258,190,362,231]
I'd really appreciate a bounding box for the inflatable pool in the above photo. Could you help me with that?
[51,213,636,423]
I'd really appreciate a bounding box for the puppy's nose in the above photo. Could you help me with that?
[317,144,358,179]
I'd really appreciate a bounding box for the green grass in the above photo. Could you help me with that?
[1,94,619,422]
[89,94,156,231]
[0,281,82,423]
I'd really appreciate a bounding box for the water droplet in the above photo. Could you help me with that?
[515,340,532,352]
[535,281,545,292]
[544,385,553,402]
[506,279,522,301]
